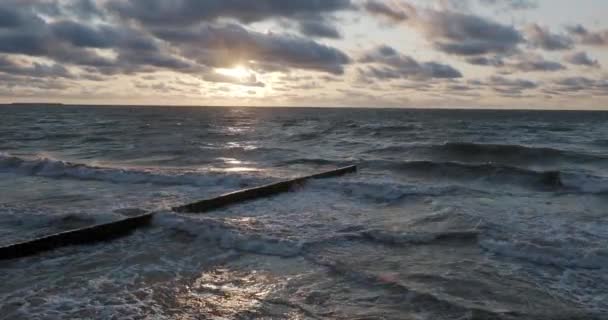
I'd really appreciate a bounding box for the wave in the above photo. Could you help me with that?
[355,124,419,137]
[287,132,323,141]
[306,256,527,320]
[480,238,608,270]
[310,179,488,204]
[0,153,260,187]
[592,139,608,147]
[369,160,565,189]
[156,214,302,258]
[279,158,344,166]
[432,142,607,164]
[367,142,607,166]
[359,229,479,246]
[306,229,480,248]
[361,159,608,193]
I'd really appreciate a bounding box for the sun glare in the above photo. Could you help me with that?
[215,66,250,79]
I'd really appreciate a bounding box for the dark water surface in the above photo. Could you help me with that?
[1,105,607,319]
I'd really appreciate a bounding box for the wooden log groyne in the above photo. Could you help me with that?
[1,165,356,260]
[173,165,357,213]
[0,213,153,260]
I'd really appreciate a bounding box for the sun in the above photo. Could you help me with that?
[215,66,250,79]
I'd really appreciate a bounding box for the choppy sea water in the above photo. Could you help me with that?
[1,105,607,319]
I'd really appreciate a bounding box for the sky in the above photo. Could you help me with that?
[1,0,608,109]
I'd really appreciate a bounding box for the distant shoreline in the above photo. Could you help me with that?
[6,103,66,106]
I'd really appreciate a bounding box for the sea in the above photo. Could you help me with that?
[0,105,607,319]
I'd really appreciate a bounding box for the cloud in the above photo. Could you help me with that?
[0,3,351,79]
[0,56,74,79]
[108,0,353,26]
[466,56,505,66]
[563,51,600,67]
[478,0,538,10]
[0,4,50,55]
[382,7,524,56]
[552,77,608,94]
[201,72,265,87]
[32,0,106,20]
[363,2,526,57]
[358,45,462,81]
[434,0,538,13]
[412,9,524,56]
[155,23,351,74]
[298,20,341,39]
[525,24,573,51]
[466,52,564,73]
[50,21,110,48]
[0,4,190,74]
[363,0,410,22]
[566,25,608,47]
[508,53,565,72]
[470,76,538,95]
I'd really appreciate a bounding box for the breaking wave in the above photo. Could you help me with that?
[0,153,261,187]
[431,142,607,163]
[388,160,565,188]
[367,142,608,166]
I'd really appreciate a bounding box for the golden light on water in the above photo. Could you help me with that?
[175,268,278,318]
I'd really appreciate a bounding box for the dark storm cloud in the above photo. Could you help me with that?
[525,24,573,51]
[0,4,43,28]
[563,51,600,67]
[155,23,351,74]
[0,33,50,56]
[358,45,462,80]
[0,4,50,55]
[108,0,353,26]
[566,25,608,47]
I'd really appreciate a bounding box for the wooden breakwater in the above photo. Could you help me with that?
[173,165,357,213]
[2,165,357,260]
[0,213,153,260]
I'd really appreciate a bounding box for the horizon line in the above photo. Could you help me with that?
[2,102,608,112]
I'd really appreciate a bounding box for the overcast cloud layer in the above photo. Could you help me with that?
[1,0,607,109]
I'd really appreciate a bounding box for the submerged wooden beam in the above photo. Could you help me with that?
[173,165,357,214]
[0,213,154,260]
